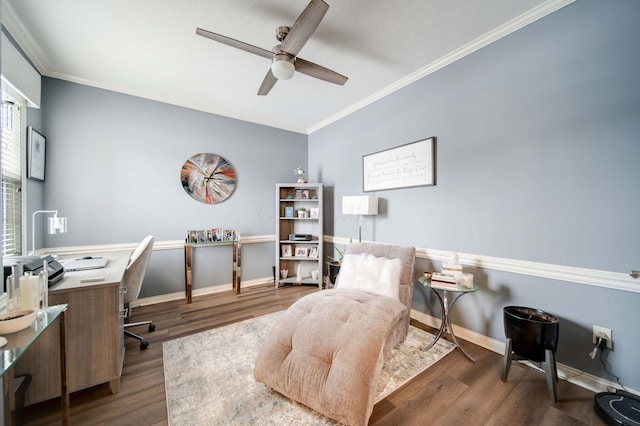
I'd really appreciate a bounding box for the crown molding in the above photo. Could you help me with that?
[307,0,576,134]
[1,0,48,73]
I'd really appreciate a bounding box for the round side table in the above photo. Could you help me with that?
[419,277,478,362]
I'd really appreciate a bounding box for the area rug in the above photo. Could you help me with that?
[163,311,454,425]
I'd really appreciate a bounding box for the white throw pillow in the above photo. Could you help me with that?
[335,253,402,300]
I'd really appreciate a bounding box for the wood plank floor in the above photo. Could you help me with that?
[24,283,605,425]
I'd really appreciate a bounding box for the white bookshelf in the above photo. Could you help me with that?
[275,183,323,289]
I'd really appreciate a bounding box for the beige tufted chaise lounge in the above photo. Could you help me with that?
[254,242,416,425]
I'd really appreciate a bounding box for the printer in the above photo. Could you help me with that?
[3,255,65,288]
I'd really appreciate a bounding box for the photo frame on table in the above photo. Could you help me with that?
[282,245,292,257]
[294,189,310,199]
[309,246,319,258]
[362,137,436,192]
[295,247,309,257]
[28,127,46,181]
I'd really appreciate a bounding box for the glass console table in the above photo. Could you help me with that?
[419,277,478,362]
[1,304,69,425]
[184,240,242,303]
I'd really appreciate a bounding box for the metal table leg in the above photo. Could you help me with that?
[423,287,476,362]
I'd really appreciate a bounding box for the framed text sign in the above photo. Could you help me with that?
[362,137,436,192]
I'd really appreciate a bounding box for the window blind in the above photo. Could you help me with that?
[1,86,23,255]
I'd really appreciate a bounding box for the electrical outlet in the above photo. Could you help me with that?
[593,325,612,349]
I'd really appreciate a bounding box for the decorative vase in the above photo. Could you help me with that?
[328,262,340,285]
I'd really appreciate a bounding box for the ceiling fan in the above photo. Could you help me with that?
[196,0,348,96]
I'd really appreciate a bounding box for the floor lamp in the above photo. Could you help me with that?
[342,196,379,242]
[31,210,68,255]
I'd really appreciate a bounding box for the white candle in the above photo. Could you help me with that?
[19,272,40,311]
[461,273,474,289]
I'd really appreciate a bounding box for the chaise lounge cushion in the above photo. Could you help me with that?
[254,242,416,425]
[254,289,407,426]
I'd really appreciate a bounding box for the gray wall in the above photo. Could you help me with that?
[310,1,640,390]
[26,0,639,391]
[37,78,307,296]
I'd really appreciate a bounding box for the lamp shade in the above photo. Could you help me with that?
[342,196,379,215]
[31,209,68,254]
[48,215,68,234]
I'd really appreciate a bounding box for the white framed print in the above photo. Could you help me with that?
[281,244,292,257]
[363,137,436,192]
[309,246,319,258]
[28,127,46,181]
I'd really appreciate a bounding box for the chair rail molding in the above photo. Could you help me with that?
[41,235,276,256]
[43,234,638,293]
[328,236,640,294]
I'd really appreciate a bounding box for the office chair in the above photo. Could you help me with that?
[123,235,155,350]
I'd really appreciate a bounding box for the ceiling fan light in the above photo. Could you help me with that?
[271,57,295,80]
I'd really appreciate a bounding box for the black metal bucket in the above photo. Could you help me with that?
[503,306,559,363]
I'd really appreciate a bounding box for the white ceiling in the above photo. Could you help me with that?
[2,0,572,134]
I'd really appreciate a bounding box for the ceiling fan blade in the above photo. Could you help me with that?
[295,58,348,85]
[257,69,278,96]
[196,28,273,59]
[280,0,328,57]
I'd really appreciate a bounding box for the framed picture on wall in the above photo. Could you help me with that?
[28,127,46,181]
[363,137,436,192]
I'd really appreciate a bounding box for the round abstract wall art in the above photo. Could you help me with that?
[180,153,236,204]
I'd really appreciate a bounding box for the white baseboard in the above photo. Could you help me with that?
[133,287,638,396]
[130,276,272,308]
[410,309,639,396]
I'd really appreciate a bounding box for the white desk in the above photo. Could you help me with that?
[15,251,130,406]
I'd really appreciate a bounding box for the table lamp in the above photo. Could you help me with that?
[342,195,379,242]
[31,210,68,254]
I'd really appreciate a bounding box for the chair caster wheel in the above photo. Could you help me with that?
[148,323,156,332]
[140,341,149,350]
